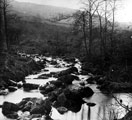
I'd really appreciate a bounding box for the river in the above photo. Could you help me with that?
[0,56,132,120]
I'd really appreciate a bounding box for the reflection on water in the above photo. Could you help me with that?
[0,89,132,120]
[51,93,132,120]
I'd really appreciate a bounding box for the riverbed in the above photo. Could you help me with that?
[0,56,132,120]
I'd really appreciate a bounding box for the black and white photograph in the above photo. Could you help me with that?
[0,0,132,120]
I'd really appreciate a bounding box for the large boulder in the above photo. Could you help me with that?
[17,98,52,117]
[17,97,37,111]
[23,83,39,91]
[30,99,52,116]
[57,74,79,85]
[58,67,78,77]
[39,83,56,95]
[47,88,63,102]
[66,85,94,99]
[56,93,67,107]
[2,102,19,119]
[80,86,94,98]
[6,113,18,119]
[50,60,58,65]
[53,85,94,113]
[8,86,17,92]
[49,80,63,87]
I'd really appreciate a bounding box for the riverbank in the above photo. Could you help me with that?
[0,53,46,95]
[80,58,132,94]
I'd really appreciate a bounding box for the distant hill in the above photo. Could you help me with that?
[10,1,76,19]
[9,1,131,30]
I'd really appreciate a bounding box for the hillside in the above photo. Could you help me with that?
[10,1,131,30]
[10,1,76,19]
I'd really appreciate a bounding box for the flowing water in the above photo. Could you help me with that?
[0,56,132,120]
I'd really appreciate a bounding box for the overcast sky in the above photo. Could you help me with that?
[15,0,132,22]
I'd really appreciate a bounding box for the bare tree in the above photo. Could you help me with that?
[0,0,7,69]
[94,0,117,57]
[81,0,101,58]
[2,0,12,49]
[82,11,89,57]
[73,11,89,57]
[109,0,118,55]
[99,0,111,55]
[94,0,105,57]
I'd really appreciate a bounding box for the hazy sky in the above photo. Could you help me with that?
[15,0,132,23]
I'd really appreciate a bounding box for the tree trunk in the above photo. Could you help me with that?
[89,14,93,57]
[0,0,7,69]
[110,0,116,55]
[104,0,107,55]
[98,15,104,57]
[88,1,93,58]
[82,12,89,57]
[3,0,8,50]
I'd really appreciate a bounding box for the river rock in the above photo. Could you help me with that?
[37,73,52,79]
[17,97,37,110]
[23,83,39,91]
[56,93,67,107]
[29,114,42,119]
[80,86,94,98]
[30,99,52,116]
[50,60,58,65]
[22,101,34,112]
[57,107,68,114]
[52,91,82,112]
[47,88,63,102]
[43,69,49,72]
[66,85,94,98]
[17,98,52,117]
[49,80,63,87]
[63,57,76,63]
[58,67,78,77]
[2,102,19,119]
[6,112,18,119]
[0,89,8,95]
[37,75,49,79]
[39,83,56,95]
[57,74,79,85]
[52,84,94,113]
[8,86,17,92]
